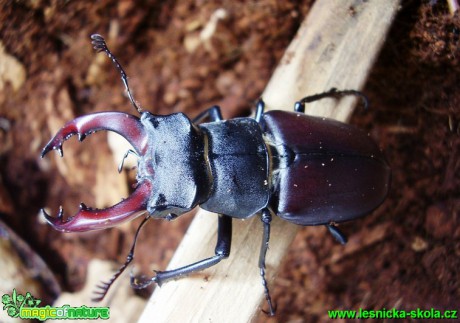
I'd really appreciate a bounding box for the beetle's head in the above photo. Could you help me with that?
[41,111,153,232]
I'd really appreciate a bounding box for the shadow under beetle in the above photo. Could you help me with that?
[41,34,391,315]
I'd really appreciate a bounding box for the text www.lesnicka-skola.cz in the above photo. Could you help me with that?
[328,308,458,320]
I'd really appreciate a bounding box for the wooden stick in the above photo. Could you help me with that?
[138,0,400,321]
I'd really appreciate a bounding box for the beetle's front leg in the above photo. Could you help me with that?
[92,216,151,301]
[131,214,232,288]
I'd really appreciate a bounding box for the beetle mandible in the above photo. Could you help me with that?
[41,34,390,315]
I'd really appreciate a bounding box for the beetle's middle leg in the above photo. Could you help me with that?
[258,208,276,316]
[192,105,223,123]
[130,214,232,288]
[254,99,265,123]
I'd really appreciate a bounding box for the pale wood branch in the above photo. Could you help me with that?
[138,0,400,322]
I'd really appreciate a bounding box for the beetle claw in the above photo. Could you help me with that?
[41,112,152,232]
[41,181,152,232]
[41,206,64,226]
[41,112,148,159]
[41,145,64,158]
[130,272,158,289]
[261,303,277,317]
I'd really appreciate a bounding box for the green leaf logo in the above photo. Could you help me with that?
[2,289,41,318]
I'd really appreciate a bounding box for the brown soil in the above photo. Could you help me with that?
[0,1,458,322]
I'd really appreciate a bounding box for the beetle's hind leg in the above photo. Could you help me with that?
[294,88,369,113]
[258,208,276,316]
[130,214,232,288]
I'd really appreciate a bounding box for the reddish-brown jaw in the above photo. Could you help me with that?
[41,112,152,232]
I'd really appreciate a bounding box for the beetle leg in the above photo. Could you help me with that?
[258,208,276,316]
[192,105,223,124]
[294,101,305,113]
[92,215,151,302]
[297,88,369,110]
[255,99,265,123]
[130,214,232,288]
[326,224,348,245]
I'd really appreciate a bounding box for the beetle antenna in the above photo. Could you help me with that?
[92,215,150,302]
[299,88,369,110]
[90,34,142,114]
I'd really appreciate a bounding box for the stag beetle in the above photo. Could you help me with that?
[41,34,390,315]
